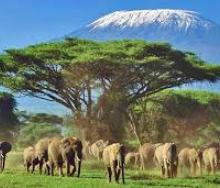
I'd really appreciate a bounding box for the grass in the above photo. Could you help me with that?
[0,151,220,188]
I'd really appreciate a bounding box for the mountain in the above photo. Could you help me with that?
[68,9,220,64]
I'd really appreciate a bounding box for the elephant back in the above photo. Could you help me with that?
[0,141,12,154]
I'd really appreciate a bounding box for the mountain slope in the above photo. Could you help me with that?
[68,9,220,63]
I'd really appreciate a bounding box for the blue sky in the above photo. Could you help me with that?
[1,0,220,115]
[0,0,220,51]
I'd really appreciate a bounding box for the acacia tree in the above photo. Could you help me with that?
[0,38,220,140]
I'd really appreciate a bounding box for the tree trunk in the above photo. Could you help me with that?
[87,83,92,117]
[127,111,142,146]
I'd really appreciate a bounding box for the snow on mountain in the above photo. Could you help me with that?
[67,9,220,64]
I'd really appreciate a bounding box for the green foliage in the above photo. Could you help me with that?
[27,113,63,124]
[132,89,220,145]
[0,92,18,140]
[1,38,220,142]
[0,38,219,112]
[16,122,61,147]
[0,92,17,124]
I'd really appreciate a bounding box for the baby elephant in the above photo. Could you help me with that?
[125,152,140,167]
[23,146,39,173]
[103,143,126,184]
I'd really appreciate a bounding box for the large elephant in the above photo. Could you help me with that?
[103,143,126,184]
[48,137,83,177]
[61,137,83,177]
[0,141,12,172]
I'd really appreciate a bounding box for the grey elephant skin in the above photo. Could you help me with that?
[0,141,12,172]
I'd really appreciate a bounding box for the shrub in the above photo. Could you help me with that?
[16,122,61,147]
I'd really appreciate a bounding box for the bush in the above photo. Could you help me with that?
[16,122,61,147]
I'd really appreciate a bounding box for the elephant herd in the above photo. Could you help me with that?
[23,137,83,177]
[1,138,220,184]
[127,142,220,177]
[23,137,125,183]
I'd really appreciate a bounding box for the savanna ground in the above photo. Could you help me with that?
[0,151,220,188]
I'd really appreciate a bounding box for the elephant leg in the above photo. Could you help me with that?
[171,164,177,178]
[27,163,30,173]
[2,157,5,171]
[107,167,112,183]
[0,156,2,172]
[46,163,50,175]
[164,160,169,178]
[140,155,145,171]
[39,160,43,174]
[77,160,81,178]
[31,164,35,174]
[179,164,183,175]
[71,163,77,176]
[211,160,215,174]
[191,164,196,176]
[206,165,210,175]
[67,161,70,176]
[174,164,178,177]
[161,166,165,177]
[197,161,202,176]
[116,168,121,182]
[50,163,54,176]
[58,164,64,177]
[112,161,119,183]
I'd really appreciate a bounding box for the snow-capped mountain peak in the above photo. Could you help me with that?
[67,9,220,63]
[89,9,207,32]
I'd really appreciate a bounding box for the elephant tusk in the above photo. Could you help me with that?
[0,154,4,158]
[76,155,81,162]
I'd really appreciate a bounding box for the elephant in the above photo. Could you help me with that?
[35,137,50,174]
[139,143,156,170]
[125,152,140,167]
[202,147,219,174]
[178,147,201,176]
[199,142,220,175]
[154,143,178,178]
[61,137,83,177]
[48,137,83,177]
[0,141,12,172]
[102,143,126,184]
[89,139,109,160]
[23,146,39,173]
[82,140,91,160]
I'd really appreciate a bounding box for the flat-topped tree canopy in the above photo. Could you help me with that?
[0,38,220,112]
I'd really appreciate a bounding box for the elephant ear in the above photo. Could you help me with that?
[0,142,12,154]
[61,138,71,149]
